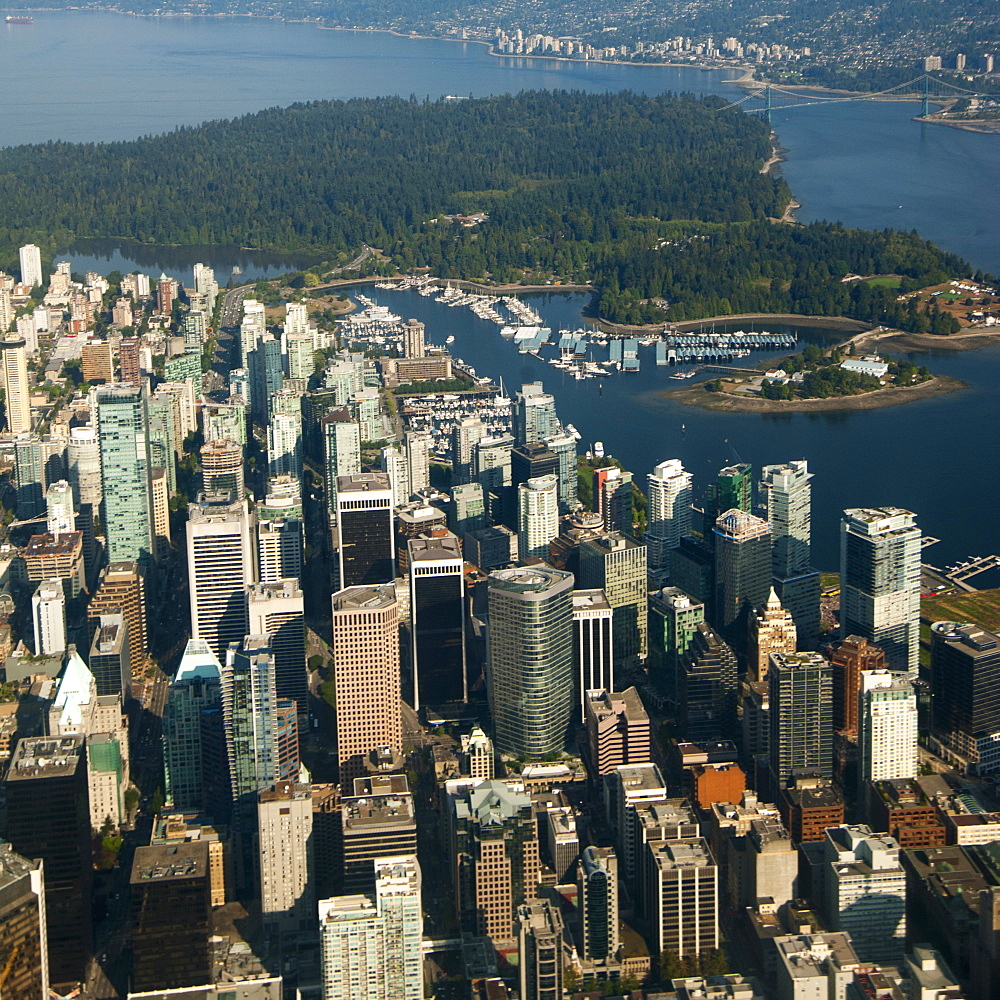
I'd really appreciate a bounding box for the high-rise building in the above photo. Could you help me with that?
[45,479,75,536]
[578,532,647,668]
[760,460,820,639]
[475,433,513,490]
[594,466,633,535]
[118,335,141,384]
[81,339,114,383]
[517,900,564,1000]
[517,474,560,561]
[858,672,919,818]
[163,638,223,813]
[330,585,401,783]
[511,441,559,493]
[0,845,48,1000]
[768,652,833,785]
[267,410,303,480]
[318,855,423,1000]
[32,578,66,655]
[67,425,103,507]
[13,431,44,517]
[577,846,619,966]
[452,417,486,486]
[644,837,719,959]
[87,612,131,699]
[257,517,303,584]
[648,587,705,710]
[679,621,739,742]
[713,508,772,648]
[1,334,31,433]
[584,688,650,775]
[403,318,425,359]
[829,635,887,735]
[4,736,92,990]
[748,589,798,683]
[258,781,315,936]
[573,590,614,719]
[187,496,256,661]
[404,430,431,495]
[488,566,574,759]
[247,579,307,710]
[150,466,171,556]
[249,334,284,424]
[336,473,395,588]
[930,621,1000,770]
[703,462,753,539]
[448,779,541,944]
[380,444,411,507]
[96,384,155,565]
[841,507,921,676]
[645,459,692,579]
[544,431,578,513]
[88,561,147,680]
[408,534,467,710]
[130,842,212,993]
[514,382,558,445]
[323,413,362,511]
[200,439,245,500]
[19,243,43,287]
[447,482,486,537]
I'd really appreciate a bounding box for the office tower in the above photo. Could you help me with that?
[451,417,485,486]
[475,432,513,490]
[517,473,559,561]
[258,781,315,936]
[45,480,73,535]
[679,622,739,742]
[0,845,48,1000]
[4,736,92,989]
[13,432,44,517]
[248,579,307,709]
[448,779,541,944]
[609,762,669,881]
[768,651,833,785]
[577,847,619,966]
[268,411,303,479]
[594,466,633,534]
[402,317,425,358]
[514,382,558,445]
[32,578,66,655]
[89,561,147,679]
[323,412,362,510]
[579,532,648,668]
[460,726,495,779]
[150,466,171,555]
[824,825,906,963]
[645,837,719,959]
[713,508,772,645]
[88,612,131,699]
[130,842,212,993]
[585,688,650,775]
[404,430,431,495]
[200,438,245,499]
[645,459,692,578]
[488,565,574,759]
[19,243,43,286]
[841,507,921,676]
[336,474,395,587]
[319,856,423,1000]
[67,425,103,506]
[829,635,887,734]
[930,621,1000,769]
[511,441,559,492]
[760,460,821,639]
[96,384,155,565]
[409,534,467,709]
[573,590,614,718]
[858,670,918,802]
[748,589,798,683]
[704,462,753,538]
[163,638,222,812]
[448,481,486,538]
[81,339,114,383]
[25,530,85,599]
[517,900,564,1000]
[341,775,417,893]
[378,444,409,507]
[671,538,717,621]
[1,334,31,433]
[257,517,303,584]
[545,431,578,512]
[187,497,255,660]
[330,585,401,783]
[249,334,284,424]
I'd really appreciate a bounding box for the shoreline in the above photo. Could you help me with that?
[661,373,967,413]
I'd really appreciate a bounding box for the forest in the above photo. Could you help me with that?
[0,90,977,328]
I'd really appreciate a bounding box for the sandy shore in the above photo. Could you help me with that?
[847,326,1000,354]
[661,374,966,413]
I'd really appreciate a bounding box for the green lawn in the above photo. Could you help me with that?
[921,588,1000,631]
[864,276,902,289]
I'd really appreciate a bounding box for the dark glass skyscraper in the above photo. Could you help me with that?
[713,509,772,651]
[336,473,395,588]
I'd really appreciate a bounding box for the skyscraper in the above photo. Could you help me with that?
[545,431,578,512]
[514,382,558,445]
[768,651,834,785]
[247,579,307,710]
[748,589,798,683]
[249,334,284,424]
[858,670,918,797]
[408,534,467,710]
[517,900,564,1000]
[163,638,223,813]
[19,243,43,287]
[645,459,692,579]
[760,460,820,639]
[679,621,739,742]
[200,438,245,499]
[0,845,48,1000]
[594,466,633,535]
[13,431,44,517]
[380,444,411,507]
[573,590,614,720]
[404,429,431,495]
[267,410,303,480]
[330,585,401,783]
[648,587,705,710]
[488,565,574,759]
[88,561,147,680]
[186,496,256,661]
[258,781,315,936]
[840,507,921,676]
[1,334,31,435]
[257,517,303,584]
[577,847,619,966]
[67,425,103,507]
[447,482,487,538]
[451,417,485,486]
[96,384,155,565]
[323,412,362,511]
[403,318,425,359]
[517,473,560,561]
[336,473,395,588]
[703,462,753,539]
[32,578,66,655]
[713,509,772,648]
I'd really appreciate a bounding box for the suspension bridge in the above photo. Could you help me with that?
[719,73,998,123]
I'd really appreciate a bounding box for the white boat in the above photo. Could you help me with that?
[445,335,455,344]
[593,441,605,458]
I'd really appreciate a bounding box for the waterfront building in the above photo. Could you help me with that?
[594,465,633,535]
[452,416,486,486]
[1,334,31,433]
[488,565,574,759]
[840,507,921,676]
[703,462,753,540]
[768,651,833,785]
[336,473,395,588]
[514,382,558,445]
[517,473,560,561]
[573,590,614,719]
[544,431,578,512]
[645,458,692,579]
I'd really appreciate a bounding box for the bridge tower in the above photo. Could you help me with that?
[764,85,772,125]
[921,74,930,118]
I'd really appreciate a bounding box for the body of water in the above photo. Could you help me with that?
[2,12,998,571]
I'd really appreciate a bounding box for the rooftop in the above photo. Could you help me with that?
[408,534,463,562]
[26,530,82,557]
[131,841,209,883]
[336,472,391,493]
[332,584,396,612]
[572,588,612,613]
[650,837,714,871]
[775,933,859,978]
[175,638,223,682]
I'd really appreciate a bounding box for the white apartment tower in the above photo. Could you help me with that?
[258,781,315,936]
[19,244,43,287]
[1,334,31,434]
[32,579,66,656]
[517,474,559,561]
[644,459,692,578]
[858,669,918,790]
[257,518,303,584]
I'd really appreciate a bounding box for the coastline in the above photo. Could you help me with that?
[661,373,967,413]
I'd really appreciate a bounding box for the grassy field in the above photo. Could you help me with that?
[921,588,1000,631]
[864,276,902,289]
